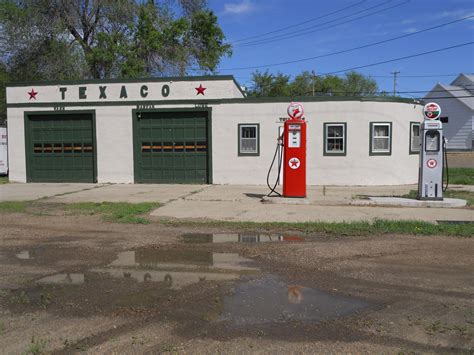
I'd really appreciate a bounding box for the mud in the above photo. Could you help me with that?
[0,212,473,354]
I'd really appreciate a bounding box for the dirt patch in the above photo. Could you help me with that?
[0,213,473,353]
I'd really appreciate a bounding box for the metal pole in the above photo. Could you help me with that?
[391,70,400,96]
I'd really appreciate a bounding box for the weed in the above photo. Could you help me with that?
[39,293,51,309]
[66,202,160,224]
[0,201,29,213]
[23,336,48,354]
[10,291,30,305]
[0,176,8,184]
[161,344,184,353]
[0,321,5,335]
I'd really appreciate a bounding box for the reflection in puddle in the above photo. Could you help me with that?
[221,275,369,325]
[182,233,305,244]
[37,273,84,285]
[93,249,259,290]
[16,251,31,260]
[109,250,257,271]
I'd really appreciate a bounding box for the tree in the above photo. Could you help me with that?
[0,63,8,125]
[0,0,232,80]
[247,70,379,97]
[247,70,291,97]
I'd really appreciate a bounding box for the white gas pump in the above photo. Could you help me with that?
[418,102,445,200]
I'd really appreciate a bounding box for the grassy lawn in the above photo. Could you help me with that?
[162,219,474,238]
[66,202,161,224]
[0,176,8,184]
[0,201,29,213]
[446,168,474,185]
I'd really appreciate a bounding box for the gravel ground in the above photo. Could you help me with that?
[0,212,473,354]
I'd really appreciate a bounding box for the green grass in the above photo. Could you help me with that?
[0,201,29,213]
[0,176,8,184]
[402,189,473,206]
[66,201,160,224]
[446,168,474,185]
[161,218,474,237]
[23,336,48,354]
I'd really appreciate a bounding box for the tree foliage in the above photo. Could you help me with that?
[0,0,232,80]
[248,70,379,97]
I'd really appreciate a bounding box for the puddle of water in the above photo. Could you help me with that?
[16,251,31,260]
[109,250,258,271]
[182,233,305,244]
[93,249,259,290]
[220,275,369,325]
[37,273,85,285]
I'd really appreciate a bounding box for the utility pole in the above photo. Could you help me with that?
[391,70,400,96]
[311,70,316,96]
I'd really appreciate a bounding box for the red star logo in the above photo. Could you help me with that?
[28,89,38,100]
[290,159,299,167]
[195,84,206,96]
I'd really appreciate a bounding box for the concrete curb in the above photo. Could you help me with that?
[351,197,467,208]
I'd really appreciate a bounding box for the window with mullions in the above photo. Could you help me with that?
[410,122,421,154]
[324,123,346,156]
[238,124,259,156]
[370,122,392,155]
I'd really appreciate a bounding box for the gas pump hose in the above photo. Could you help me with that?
[266,141,283,197]
[443,138,449,192]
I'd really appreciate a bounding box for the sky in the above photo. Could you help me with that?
[205,0,474,97]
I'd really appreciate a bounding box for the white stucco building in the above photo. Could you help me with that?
[6,76,423,186]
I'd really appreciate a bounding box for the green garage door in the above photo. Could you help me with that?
[134,111,210,184]
[26,113,96,182]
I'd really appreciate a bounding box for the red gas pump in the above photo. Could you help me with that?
[283,102,307,198]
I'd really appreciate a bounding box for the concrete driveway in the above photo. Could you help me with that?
[1,183,472,223]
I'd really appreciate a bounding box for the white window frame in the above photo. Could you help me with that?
[370,122,392,155]
[410,122,421,154]
[324,123,346,156]
[238,124,259,156]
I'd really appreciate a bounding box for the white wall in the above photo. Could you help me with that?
[212,101,422,185]
[7,100,423,186]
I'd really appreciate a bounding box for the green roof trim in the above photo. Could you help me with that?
[6,95,421,108]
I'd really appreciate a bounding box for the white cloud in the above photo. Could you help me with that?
[435,9,474,20]
[223,0,255,15]
[403,27,418,34]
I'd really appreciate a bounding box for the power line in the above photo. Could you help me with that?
[272,88,474,96]
[220,16,473,71]
[236,0,409,48]
[322,41,474,75]
[230,0,367,44]
[417,95,474,99]
[227,73,471,82]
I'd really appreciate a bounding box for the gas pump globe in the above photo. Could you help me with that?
[418,102,444,200]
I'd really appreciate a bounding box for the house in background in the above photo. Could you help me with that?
[424,73,474,151]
